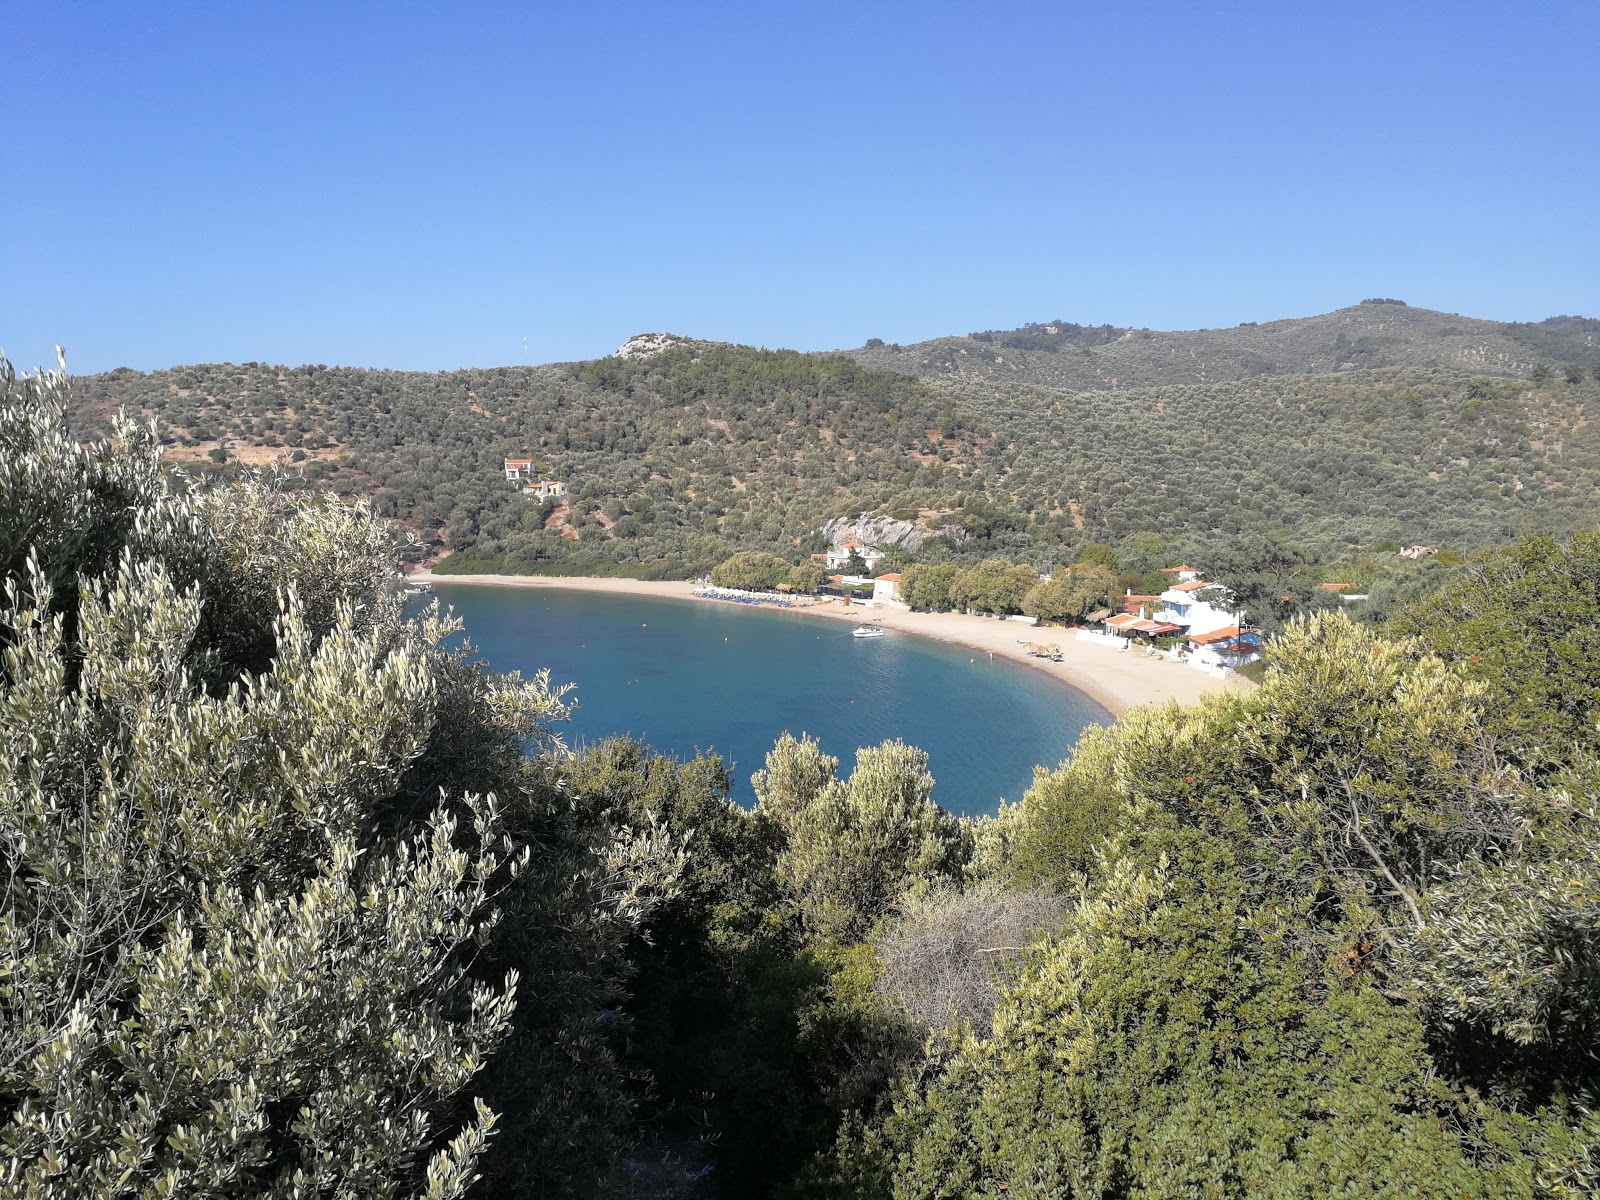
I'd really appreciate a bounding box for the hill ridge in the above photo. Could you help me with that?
[843,303,1600,392]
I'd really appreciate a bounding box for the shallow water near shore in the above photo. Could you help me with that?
[422,582,1110,816]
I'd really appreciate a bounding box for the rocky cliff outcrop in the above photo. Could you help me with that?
[819,513,955,552]
[614,333,690,360]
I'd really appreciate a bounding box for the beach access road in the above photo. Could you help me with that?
[407,572,1244,719]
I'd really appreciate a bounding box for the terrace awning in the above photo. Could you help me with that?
[1109,615,1181,635]
[1134,621,1182,635]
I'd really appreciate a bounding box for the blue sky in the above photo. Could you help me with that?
[4,2,1596,373]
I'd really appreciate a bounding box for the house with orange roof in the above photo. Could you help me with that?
[1187,624,1263,671]
[1103,612,1184,641]
[873,572,905,605]
[506,457,566,500]
[1160,564,1203,582]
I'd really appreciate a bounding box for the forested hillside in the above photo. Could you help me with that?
[69,323,1600,577]
[960,366,1600,549]
[848,302,1600,392]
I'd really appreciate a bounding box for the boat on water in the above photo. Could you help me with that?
[404,583,435,595]
[851,625,886,639]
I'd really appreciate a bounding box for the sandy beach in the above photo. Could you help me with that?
[409,571,1242,718]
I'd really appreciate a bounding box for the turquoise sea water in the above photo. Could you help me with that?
[425,583,1111,817]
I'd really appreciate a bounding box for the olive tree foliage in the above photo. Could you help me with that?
[751,731,840,834]
[948,558,1038,615]
[0,356,679,1197]
[1369,532,1600,1120]
[753,736,969,942]
[1403,790,1600,1054]
[897,563,959,612]
[1224,613,1516,932]
[1021,564,1116,624]
[853,606,1598,1197]
[960,797,1025,886]
[709,550,790,591]
[1391,532,1600,773]
[1018,612,1517,937]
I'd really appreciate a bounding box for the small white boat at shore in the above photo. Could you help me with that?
[851,625,886,639]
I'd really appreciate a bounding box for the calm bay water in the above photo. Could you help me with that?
[424,583,1110,817]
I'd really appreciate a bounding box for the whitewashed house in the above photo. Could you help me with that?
[1152,578,1264,671]
[505,459,566,500]
[1155,580,1239,637]
[824,539,885,571]
[872,573,904,605]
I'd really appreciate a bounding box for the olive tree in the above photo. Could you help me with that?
[710,550,790,590]
[0,355,679,1198]
[897,562,959,612]
[773,740,969,942]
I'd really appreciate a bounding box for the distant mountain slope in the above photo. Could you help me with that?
[65,335,1600,575]
[66,346,993,576]
[846,304,1600,392]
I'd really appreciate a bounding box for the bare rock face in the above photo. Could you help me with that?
[820,513,947,552]
[614,333,690,360]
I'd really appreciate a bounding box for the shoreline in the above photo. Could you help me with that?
[407,571,1242,718]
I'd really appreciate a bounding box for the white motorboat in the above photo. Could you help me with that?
[851,625,886,638]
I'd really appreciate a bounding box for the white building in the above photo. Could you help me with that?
[1151,578,1265,670]
[872,573,904,605]
[1155,580,1239,637]
[1187,625,1264,670]
[504,460,565,499]
[824,539,885,571]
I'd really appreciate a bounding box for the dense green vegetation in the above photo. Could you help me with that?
[10,353,1600,1195]
[70,342,990,578]
[617,577,1600,1199]
[0,356,685,1196]
[927,366,1598,555]
[66,307,1600,588]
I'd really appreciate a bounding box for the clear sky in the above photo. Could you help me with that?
[4,1,1596,373]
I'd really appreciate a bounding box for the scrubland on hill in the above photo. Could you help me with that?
[65,304,1600,591]
[848,302,1600,391]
